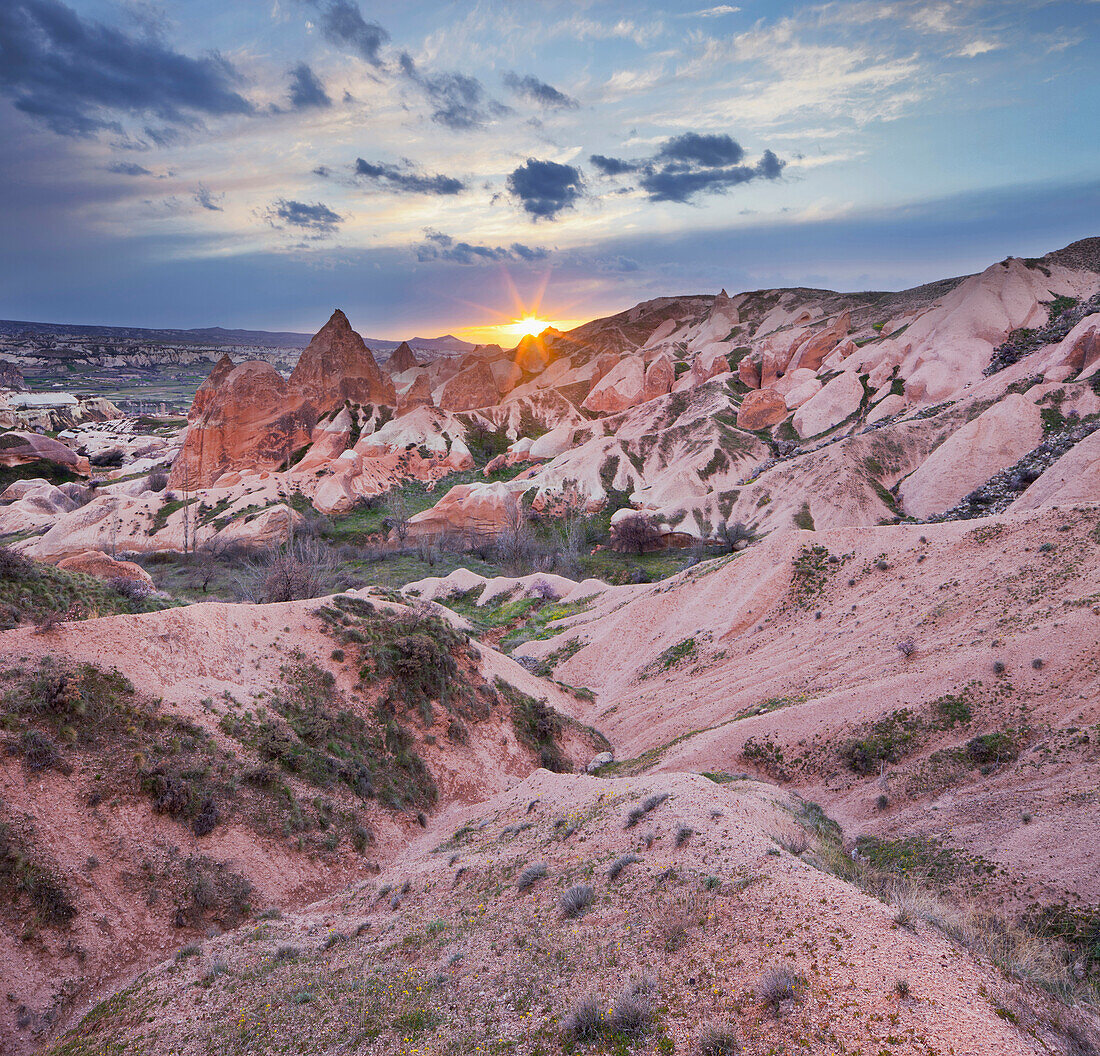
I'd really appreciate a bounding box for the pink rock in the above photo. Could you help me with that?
[736,388,788,430]
[899,393,1043,518]
[792,371,865,438]
[582,357,646,414]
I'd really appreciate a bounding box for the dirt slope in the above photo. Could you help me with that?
[516,504,1100,911]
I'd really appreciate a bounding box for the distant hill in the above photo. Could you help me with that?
[0,319,477,354]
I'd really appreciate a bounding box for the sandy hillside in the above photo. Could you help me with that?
[38,769,1100,1056]
[514,503,1100,911]
[0,593,601,1054]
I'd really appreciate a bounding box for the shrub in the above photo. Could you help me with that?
[894,977,910,998]
[145,469,169,493]
[896,639,915,659]
[610,980,654,1037]
[675,824,694,848]
[696,1023,741,1056]
[564,996,603,1041]
[615,512,661,555]
[110,576,152,601]
[755,967,805,1011]
[624,791,669,828]
[607,853,640,881]
[559,884,595,919]
[516,862,547,890]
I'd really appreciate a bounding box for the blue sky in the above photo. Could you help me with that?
[1,0,1097,340]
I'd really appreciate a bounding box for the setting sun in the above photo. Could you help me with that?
[508,315,550,338]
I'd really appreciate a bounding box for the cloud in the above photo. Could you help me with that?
[502,72,578,110]
[507,158,584,219]
[415,229,548,265]
[658,132,745,167]
[194,184,223,211]
[954,39,1002,58]
[108,161,152,176]
[264,198,342,236]
[589,154,639,176]
[399,53,506,129]
[287,62,331,109]
[0,0,253,136]
[300,0,388,65]
[354,158,465,195]
[686,5,740,16]
[593,133,785,203]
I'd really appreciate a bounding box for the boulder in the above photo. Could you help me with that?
[783,378,823,410]
[387,341,418,373]
[866,393,907,423]
[289,309,396,408]
[586,751,614,773]
[406,481,525,540]
[792,371,864,438]
[643,354,675,401]
[1042,314,1100,379]
[582,357,646,414]
[0,431,87,473]
[736,388,788,430]
[515,334,550,374]
[438,360,502,411]
[786,310,851,373]
[491,360,523,395]
[899,393,1044,518]
[57,550,155,589]
[738,354,762,389]
[215,503,304,549]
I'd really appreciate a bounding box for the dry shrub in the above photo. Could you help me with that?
[236,536,337,604]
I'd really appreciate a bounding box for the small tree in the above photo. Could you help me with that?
[496,495,535,573]
[236,536,337,604]
[384,492,411,545]
[615,513,660,555]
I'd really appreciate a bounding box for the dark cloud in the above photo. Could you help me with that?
[0,0,253,137]
[194,184,223,211]
[589,153,638,176]
[415,230,548,265]
[287,63,331,109]
[299,0,388,65]
[593,132,785,203]
[399,52,507,130]
[265,198,342,236]
[108,161,152,176]
[658,132,744,167]
[502,72,578,110]
[354,158,465,195]
[507,158,584,220]
[313,165,331,177]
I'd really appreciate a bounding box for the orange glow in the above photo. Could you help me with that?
[508,314,551,339]
[449,269,588,345]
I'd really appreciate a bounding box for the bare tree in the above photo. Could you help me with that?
[495,494,536,573]
[236,536,338,604]
[615,513,660,555]
[384,491,411,545]
[717,520,755,553]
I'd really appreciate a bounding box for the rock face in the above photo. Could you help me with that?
[189,353,234,421]
[288,309,395,408]
[405,481,522,540]
[515,334,550,374]
[57,550,155,589]
[582,357,646,414]
[787,311,851,373]
[387,341,418,373]
[170,361,311,488]
[899,393,1044,518]
[396,372,435,416]
[736,388,788,430]
[1009,428,1100,510]
[438,360,501,411]
[172,310,396,487]
[792,371,864,438]
[0,363,28,392]
[643,354,675,401]
[0,431,87,473]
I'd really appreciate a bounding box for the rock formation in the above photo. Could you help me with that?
[288,309,395,409]
[387,340,418,373]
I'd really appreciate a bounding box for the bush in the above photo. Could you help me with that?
[609,981,654,1037]
[675,824,694,848]
[516,862,547,890]
[564,996,603,1042]
[145,469,169,493]
[237,536,338,604]
[559,884,594,919]
[755,967,805,1011]
[607,853,640,881]
[615,513,661,555]
[696,1023,741,1056]
[624,791,669,828]
[110,576,152,601]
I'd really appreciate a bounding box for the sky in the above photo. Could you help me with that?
[1,0,1098,343]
